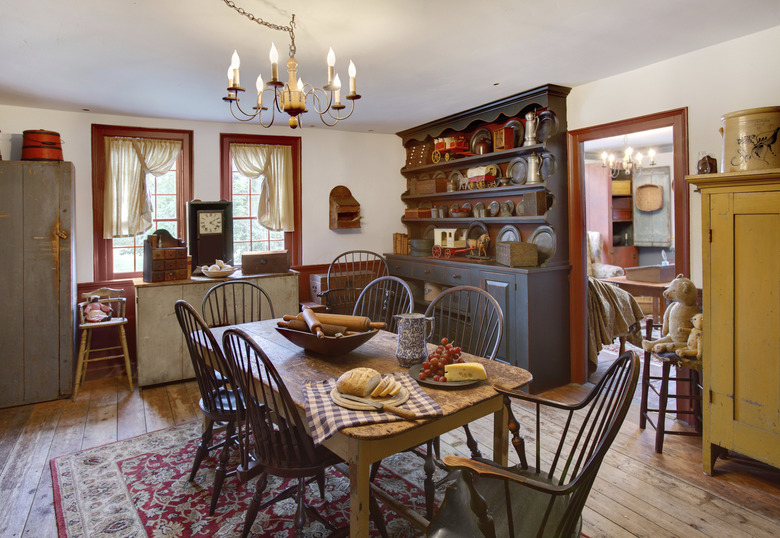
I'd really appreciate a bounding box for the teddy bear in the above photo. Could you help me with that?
[84,295,113,322]
[677,312,703,360]
[642,274,700,355]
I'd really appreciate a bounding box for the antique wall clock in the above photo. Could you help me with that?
[187,200,233,270]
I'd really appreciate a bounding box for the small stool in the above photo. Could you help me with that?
[639,318,703,453]
[74,288,133,398]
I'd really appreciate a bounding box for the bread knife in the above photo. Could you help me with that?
[339,394,416,420]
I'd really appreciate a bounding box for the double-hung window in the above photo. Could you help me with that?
[219,133,302,267]
[91,125,193,281]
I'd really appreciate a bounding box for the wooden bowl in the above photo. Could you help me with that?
[275,327,379,356]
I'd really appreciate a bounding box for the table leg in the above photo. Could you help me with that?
[492,404,509,465]
[348,438,371,537]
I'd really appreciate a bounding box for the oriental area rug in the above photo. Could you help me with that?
[51,421,441,537]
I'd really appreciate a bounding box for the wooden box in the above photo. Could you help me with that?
[624,264,676,283]
[413,177,448,195]
[241,250,290,275]
[310,273,328,304]
[143,232,188,283]
[523,191,549,216]
[492,127,514,151]
[496,242,538,267]
[405,208,432,219]
[612,179,631,195]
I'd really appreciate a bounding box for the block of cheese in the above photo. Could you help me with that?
[444,362,487,381]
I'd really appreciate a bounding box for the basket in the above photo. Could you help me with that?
[496,242,538,267]
[635,184,663,212]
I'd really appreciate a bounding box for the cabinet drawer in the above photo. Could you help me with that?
[413,263,443,282]
[389,259,414,279]
[442,266,470,286]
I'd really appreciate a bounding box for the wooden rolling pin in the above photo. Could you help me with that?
[277,319,351,337]
[301,307,326,339]
[284,311,386,332]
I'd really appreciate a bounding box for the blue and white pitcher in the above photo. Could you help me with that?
[394,313,434,367]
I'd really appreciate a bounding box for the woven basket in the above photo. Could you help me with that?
[635,184,663,212]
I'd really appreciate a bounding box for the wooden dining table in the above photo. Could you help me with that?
[209,318,533,537]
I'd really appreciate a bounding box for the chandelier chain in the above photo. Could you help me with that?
[222,0,296,57]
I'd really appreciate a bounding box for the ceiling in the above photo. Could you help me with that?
[4,0,780,134]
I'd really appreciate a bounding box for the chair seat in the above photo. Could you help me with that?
[199,387,242,419]
[428,468,579,538]
[78,317,128,329]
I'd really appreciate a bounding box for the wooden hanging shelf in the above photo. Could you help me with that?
[329,185,361,229]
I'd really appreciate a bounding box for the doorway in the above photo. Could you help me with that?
[567,108,689,384]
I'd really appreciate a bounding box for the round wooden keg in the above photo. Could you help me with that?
[21,130,63,161]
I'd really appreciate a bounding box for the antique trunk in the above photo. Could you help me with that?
[241,250,290,275]
[523,191,549,216]
[413,177,448,195]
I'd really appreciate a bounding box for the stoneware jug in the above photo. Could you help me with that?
[394,313,434,367]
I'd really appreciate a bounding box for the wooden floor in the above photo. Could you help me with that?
[1,351,779,537]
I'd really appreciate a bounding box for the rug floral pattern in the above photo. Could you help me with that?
[51,421,444,537]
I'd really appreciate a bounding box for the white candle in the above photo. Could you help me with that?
[348,60,356,93]
[231,50,240,87]
[327,47,335,86]
[270,43,279,81]
[333,73,342,105]
[256,75,264,108]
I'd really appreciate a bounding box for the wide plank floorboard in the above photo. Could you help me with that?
[0,351,778,537]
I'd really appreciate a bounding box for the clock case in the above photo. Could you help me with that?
[188,200,233,271]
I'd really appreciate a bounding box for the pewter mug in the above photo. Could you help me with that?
[394,313,434,367]
[524,111,538,145]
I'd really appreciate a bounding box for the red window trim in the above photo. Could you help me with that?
[91,124,193,281]
[219,133,302,267]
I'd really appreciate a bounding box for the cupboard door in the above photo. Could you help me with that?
[708,190,780,470]
[478,271,515,364]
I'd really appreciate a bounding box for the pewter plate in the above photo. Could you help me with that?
[529,225,556,264]
[507,157,527,185]
[536,110,559,143]
[501,200,515,216]
[496,225,521,243]
[504,119,524,148]
[467,221,489,240]
[488,201,500,217]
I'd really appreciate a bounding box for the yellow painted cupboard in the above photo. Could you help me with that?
[688,169,780,474]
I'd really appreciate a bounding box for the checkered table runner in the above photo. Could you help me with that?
[304,372,443,446]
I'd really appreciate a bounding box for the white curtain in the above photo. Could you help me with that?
[103,137,182,238]
[230,143,294,232]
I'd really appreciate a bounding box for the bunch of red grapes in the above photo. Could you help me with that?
[418,337,464,382]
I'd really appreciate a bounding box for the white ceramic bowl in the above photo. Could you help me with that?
[202,267,237,278]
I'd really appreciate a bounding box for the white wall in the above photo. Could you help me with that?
[568,25,780,285]
[0,106,405,282]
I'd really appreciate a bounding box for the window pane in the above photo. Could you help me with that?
[156,221,177,237]
[251,221,266,241]
[114,246,136,273]
[114,236,134,247]
[234,242,251,265]
[155,194,177,219]
[233,194,250,218]
[156,172,176,194]
[250,175,263,193]
[249,194,259,218]
[234,218,250,241]
[233,174,250,195]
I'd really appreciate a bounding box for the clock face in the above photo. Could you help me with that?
[198,211,223,235]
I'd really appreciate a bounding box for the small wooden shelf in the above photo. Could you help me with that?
[401,183,547,202]
[401,216,548,225]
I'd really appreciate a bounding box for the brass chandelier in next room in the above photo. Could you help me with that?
[221,0,361,129]
[601,136,656,178]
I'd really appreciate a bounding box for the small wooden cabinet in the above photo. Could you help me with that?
[134,271,299,386]
[688,169,780,474]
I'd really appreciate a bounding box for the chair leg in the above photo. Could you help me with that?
[294,478,307,535]
[463,424,483,459]
[242,473,268,538]
[209,420,235,515]
[639,350,652,429]
[655,362,672,453]
[73,329,89,399]
[119,324,133,392]
[424,439,436,520]
[189,420,215,481]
